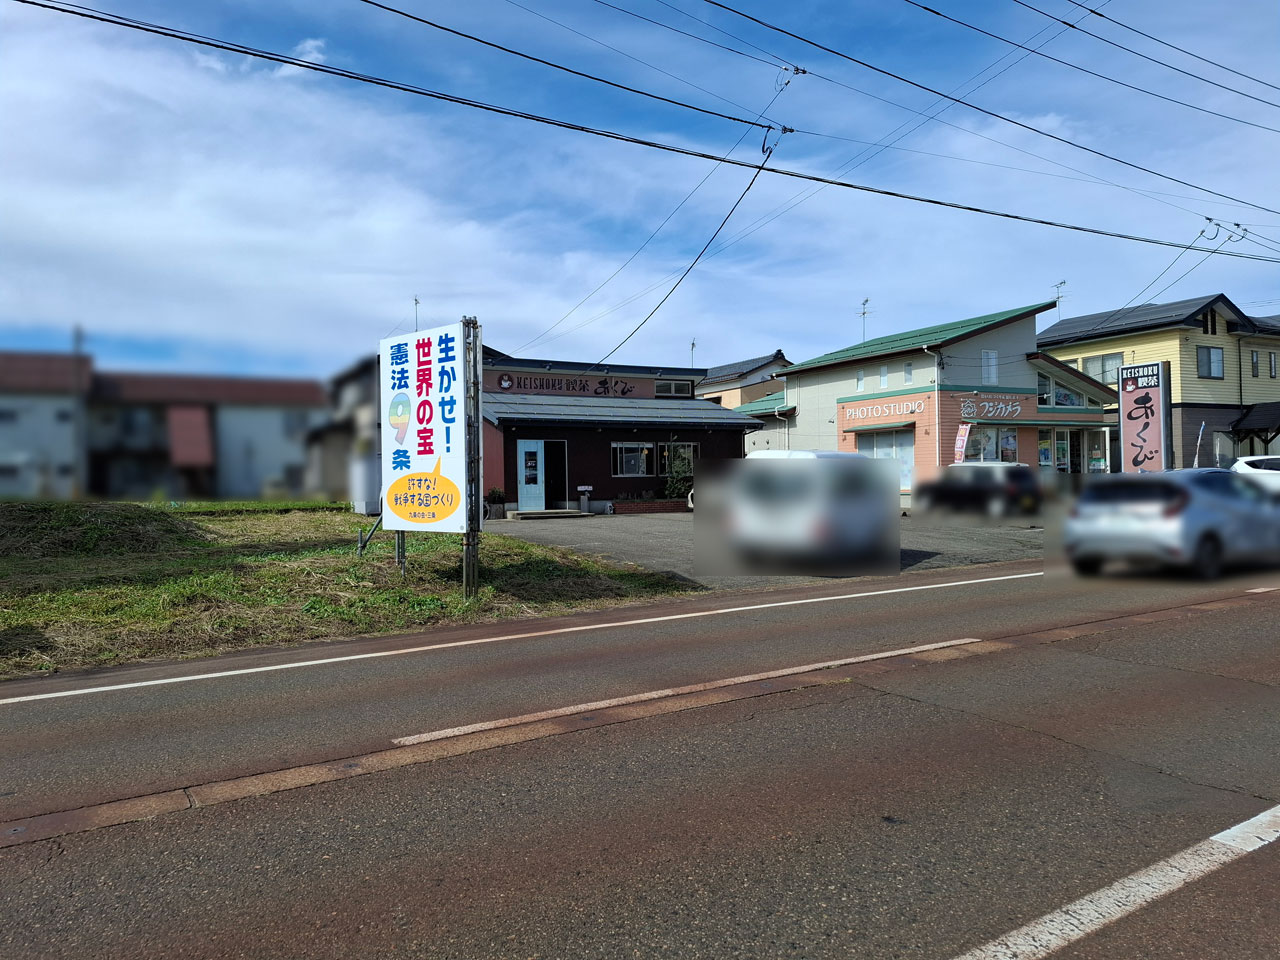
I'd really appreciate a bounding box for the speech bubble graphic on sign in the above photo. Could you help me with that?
[384,459,462,525]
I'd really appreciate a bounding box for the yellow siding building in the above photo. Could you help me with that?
[1038,294,1280,466]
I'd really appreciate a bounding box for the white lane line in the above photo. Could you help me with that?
[0,571,1042,706]
[391,637,988,746]
[951,803,1280,960]
[1246,587,1277,593]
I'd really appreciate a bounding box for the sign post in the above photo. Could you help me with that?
[1118,362,1169,473]
[461,316,482,598]
[379,319,478,586]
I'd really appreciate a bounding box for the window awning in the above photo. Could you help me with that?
[166,405,213,468]
[842,421,914,433]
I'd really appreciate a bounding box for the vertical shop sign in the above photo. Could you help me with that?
[953,422,972,463]
[380,322,470,531]
[1118,363,1167,473]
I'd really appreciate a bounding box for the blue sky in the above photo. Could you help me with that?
[3,0,1278,379]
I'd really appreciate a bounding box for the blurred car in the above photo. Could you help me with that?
[913,462,1042,518]
[722,450,897,574]
[1231,455,1280,493]
[1063,469,1280,578]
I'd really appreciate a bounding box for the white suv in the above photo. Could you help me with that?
[1230,456,1280,493]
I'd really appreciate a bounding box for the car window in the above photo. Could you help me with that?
[1193,473,1239,498]
[1228,474,1267,502]
[1078,480,1182,504]
[1259,458,1280,471]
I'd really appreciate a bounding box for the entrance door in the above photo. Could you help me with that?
[517,439,545,511]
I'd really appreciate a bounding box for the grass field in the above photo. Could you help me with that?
[0,502,696,679]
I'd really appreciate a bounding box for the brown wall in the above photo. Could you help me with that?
[493,424,746,504]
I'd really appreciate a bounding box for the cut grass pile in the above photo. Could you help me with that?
[0,502,697,679]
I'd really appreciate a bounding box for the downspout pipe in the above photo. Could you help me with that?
[922,345,942,474]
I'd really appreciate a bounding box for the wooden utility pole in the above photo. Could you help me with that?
[462,315,482,598]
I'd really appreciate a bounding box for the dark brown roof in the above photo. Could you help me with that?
[0,352,93,394]
[93,372,327,407]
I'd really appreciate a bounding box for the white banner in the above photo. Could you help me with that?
[379,322,469,532]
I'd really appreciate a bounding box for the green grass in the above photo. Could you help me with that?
[0,502,698,679]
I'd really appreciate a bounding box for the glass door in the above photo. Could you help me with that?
[517,439,545,511]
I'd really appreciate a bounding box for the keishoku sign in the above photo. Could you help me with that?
[380,322,470,531]
[1118,362,1167,473]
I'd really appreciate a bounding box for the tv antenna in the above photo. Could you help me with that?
[860,298,871,343]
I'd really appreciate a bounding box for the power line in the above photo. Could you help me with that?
[697,0,1280,216]
[496,0,772,124]
[589,147,775,369]
[586,0,791,70]
[1054,0,1280,96]
[351,0,774,131]
[900,0,1280,133]
[517,75,796,353]
[17,0,1280,265]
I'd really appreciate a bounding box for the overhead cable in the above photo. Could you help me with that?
[697,0,1280,216]
[1052,0,1280,96]
[586,0,791,70]
[15,0,1280,265]
[901,0,1280,131]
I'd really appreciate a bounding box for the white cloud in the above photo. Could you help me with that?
[1,0,1277,382]
[274,37,326,78]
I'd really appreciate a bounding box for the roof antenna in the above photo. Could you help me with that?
[1053,281,1067,323]
[413,296,420,332]
[860,298,870,343]
[690,337,696,367]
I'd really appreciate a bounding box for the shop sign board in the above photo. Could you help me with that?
[1118,363,1167,473]
[843,399,927,421]
[958,394,1024,419]
[380,322,470,531]
[486,370,652,398]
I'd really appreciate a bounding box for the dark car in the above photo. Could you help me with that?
[913,462,1042,518]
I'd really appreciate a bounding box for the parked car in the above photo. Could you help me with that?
[722,450,898,574]
[913,462,1042,518]
[1231,455,1280,493]
[1063,469,1280,578]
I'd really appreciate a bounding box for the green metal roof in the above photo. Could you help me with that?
[734,391,794,416]
[842,421,914,433]
[785,302,1057,375]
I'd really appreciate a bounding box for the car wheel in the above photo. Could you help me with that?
[1071,557,1102,576]
[1191,535,1224,580]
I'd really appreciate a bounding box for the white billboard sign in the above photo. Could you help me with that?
[379,322,469,532]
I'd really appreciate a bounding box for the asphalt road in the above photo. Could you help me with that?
[3,562,1280,958]
[487,511,1046,587]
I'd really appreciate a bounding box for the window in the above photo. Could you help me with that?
[1053,383,1084,407]
[1083,352,1123,386]
[611,442,654,477]
[655,380,692,397]
[283,409,308,438]
[982,350,998,386]
[1252,350,1260,378]
[856,369,864,393]
[56,409,73,423]
[963,426,1017,462]
[658,442,699,475]
[1272,352,1278,379]
[1197,345,1224,379]
[0,465,19,479]
[0,409,16,424]
[879,365,888,389]
[1037,373,1052,406]
[57,464,73,477]
[1061,358,1079,369]
[903,361,913,385]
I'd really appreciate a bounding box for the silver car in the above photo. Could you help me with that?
[1063,469,1280,578]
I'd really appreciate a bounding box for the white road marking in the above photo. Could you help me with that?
[0,571,1042,706]
[1246,587,1277,593]
[391,637,988,746]
[950,804,1280,960]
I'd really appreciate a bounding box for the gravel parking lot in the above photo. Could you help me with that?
[487,511,1046,590]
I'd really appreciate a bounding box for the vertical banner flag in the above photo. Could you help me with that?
[1118,362,1167,473]
[953,422,972,464]
[380,322,469,532]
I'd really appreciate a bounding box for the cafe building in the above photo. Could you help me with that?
[752,302,1117,502]
[481,348,761,513]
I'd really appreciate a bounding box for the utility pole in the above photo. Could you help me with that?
[860,298,870,343]
[1053,281,1067,323]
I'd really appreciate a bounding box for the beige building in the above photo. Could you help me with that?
[695,350,790,409]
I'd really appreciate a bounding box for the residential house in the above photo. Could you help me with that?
[1037,294,1280,467]
[0,351,91,499]
[695,350,791,408]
